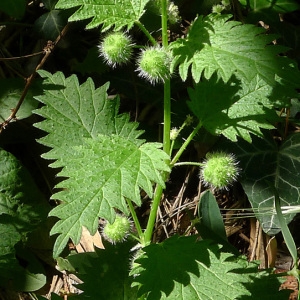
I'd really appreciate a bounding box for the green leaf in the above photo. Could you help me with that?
[67,240,138,300]
[0,78,40,121]
[0,148,49,234]
[34,71,170,257]
[187,74,277,142]
[198,190,227,242]
[170,13,300,89]
[34,10,67,40]
[55,0,150,31]
[224,132,300,235]
[131,235,289,299]
[43,0,60,11]
[12,245,47,292]
[0,0,26,18]
[0,222,22,278]
[0,148,49,289]
[34,70,142,162]
[49,135,169,257]
[240,0,300,13]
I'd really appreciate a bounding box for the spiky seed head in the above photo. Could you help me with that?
[98,32,133,67]
[200,151,240,190]
[136,46,172,85]
[102,214,132,244]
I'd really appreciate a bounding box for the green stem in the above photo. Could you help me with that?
[171,121,203,166]
[134,21,157,46]
[143,0,171,245]
[160,0,169,48]
[161,0,171,155]
[170,115,193,154]
[174,162,204,167]
[126,198,144,242]
[163,79,171,154]
[143,183,164,244]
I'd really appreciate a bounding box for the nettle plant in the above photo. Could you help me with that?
[1,0,300,299]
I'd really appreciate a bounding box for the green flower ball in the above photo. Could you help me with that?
[136,47,171,84]
[102,215,131,244]
[98,32,133,67]
[200,152,240,190]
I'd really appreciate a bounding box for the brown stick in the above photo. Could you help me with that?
[0,23,70,133]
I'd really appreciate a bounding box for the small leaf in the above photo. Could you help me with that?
[0,148,49,233]
[198,190,227,242]
[12,245,47,292]
[55,0,150,31]
[131,235,289,299]
[0,78,40,121]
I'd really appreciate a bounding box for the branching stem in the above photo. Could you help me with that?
[171,121,203,166]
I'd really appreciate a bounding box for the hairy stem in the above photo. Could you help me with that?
[126,198,144,242]
[134,21,157,46]
[143,184,164,244]
[143,0,171,245]
[174,162,204,167]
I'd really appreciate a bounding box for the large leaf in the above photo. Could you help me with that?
[49,135,169,257]
[0,148,49,290]
[222,132,300,235]
[34,70,142,162]
[170,13,300,90]
[187,74,278,142]
[131,235,289,299]
[55,0,149,31]
[67,240,138,300]
[34,71,170,257]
